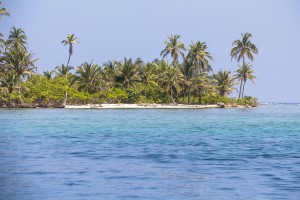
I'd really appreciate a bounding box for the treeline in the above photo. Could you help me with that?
[0,2,258,107]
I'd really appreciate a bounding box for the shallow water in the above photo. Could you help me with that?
[1,105,300,200]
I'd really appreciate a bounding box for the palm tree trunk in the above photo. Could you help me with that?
[182,89,185,104]
[238,80,243,98]
[239,56,245,99]
[18,80,21,94]
[198,95,202,105]
[188,86,191,104]
[67,53,71,67]
[242,80,246,98]
[170,85,174,103]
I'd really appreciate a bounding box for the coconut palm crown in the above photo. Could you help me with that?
[160,34,186,67]
[187,41,213,73]
[231,33,258,65]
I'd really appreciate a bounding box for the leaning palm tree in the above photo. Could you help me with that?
[160,34,186,67]
[231,33,258,65]
[73,62,103,93]
[158,63,185,103]
[0,1,10,22]
[61,34,79,67]
[54,64,74,78]
[6,27,28,50]
[186,41,213,73]
[235,63,256,98]
[213,70,236,97]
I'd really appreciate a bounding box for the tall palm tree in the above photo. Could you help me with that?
[73,62,103,93]
[6,27,28,50]
[158,63,185,103]
[235,63,256,98]
[213,70,236,97]
[231,33,258,66]
[54,64,74,78]
[115,58,140,88]
[160,34,186,67]
[0,1,10,22]
[186,41,213,73]
[61,34,79,67]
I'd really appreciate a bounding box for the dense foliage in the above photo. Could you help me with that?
[0,2,258,107]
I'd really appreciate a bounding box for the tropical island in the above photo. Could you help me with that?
[0,2,258,109]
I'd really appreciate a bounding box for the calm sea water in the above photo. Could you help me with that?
[0,105,300,200]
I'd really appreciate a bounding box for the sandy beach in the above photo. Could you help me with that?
[64,103,251,109]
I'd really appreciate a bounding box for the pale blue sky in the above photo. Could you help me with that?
[1,0,300,102]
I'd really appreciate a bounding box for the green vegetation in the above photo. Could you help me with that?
[0,2,258,108]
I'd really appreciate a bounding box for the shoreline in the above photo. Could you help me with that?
[64,103,253,109]
[0,103,255,109]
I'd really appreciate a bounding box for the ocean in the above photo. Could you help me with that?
[0,105,300,200]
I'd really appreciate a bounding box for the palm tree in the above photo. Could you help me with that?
[186,41,213,73]
[103,60,119,88]
[231,33,258,66]
[73,62,103,93]
[0,1,10,22]
[138,62,158,98]
[0,32,5,53]
[1,48,37,94]
[115,58,140,88]
[0,71,17,94]
[160,34,186,67]
[192,72,211,104]
[6,27,28,50]
[61,34,79,67]
[181,60,194,104]
[43,70,54,79]
[54,64,74,78]
[158,63,185,103]
[213,70,236,97]
[235,63,256,98]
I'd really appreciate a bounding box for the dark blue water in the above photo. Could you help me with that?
[1,105,300,200]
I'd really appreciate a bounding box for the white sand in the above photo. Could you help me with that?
[64,104,223,109]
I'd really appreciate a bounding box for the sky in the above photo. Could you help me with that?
[1,0,300,103]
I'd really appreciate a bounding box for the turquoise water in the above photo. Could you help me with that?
[0,105,300,200]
